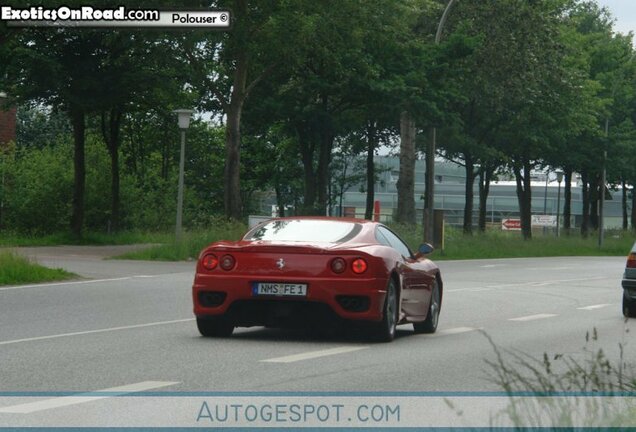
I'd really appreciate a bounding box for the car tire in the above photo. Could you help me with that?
[414,278,441,334]
[373,277,399,342]
[196,317,234,337]
[623,293,636,318]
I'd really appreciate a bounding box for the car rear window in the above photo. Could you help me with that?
[244,220,360,243]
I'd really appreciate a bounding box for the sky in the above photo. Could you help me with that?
[596,0,635,37]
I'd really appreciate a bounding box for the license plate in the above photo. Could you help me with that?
[252,282,307,297]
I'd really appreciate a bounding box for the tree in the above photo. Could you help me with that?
[4,29,112,237]
[494,0,575,239]
[181,0,303,220]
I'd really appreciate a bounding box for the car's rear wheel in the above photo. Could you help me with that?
[623,292,636,318]
[373,278,398,342]
[196,317,234,337]
[414,278,440,334]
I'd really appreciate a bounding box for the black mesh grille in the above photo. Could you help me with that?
[198,291,227,307]
[336,295,370,312]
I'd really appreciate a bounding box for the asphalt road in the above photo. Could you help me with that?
[0,247,633,396]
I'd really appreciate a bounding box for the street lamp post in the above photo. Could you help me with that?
[556,171,563,238]
[425,0,460,243]
[173,109,194,242]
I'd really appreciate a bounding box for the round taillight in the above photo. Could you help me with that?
[351,258,367,274]
[331,257,346,274]
[202,254,218,270]
[220,254,236,271]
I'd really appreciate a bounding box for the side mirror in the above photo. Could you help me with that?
[415,243,434,258]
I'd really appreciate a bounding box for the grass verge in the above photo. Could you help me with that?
[0,231,173,247]
[115,221,248,261]
[0,251,76,285]
[4,222,634,262]
[114,222,635,262]
[391,224,636,260]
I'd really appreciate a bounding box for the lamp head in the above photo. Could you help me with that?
[173,109,194,129]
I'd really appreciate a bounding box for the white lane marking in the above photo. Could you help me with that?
[0,318,194,346]
[509,313,558,322]
[437,327,479,335]
[577,303,612,311]
[447,287,494,293]
[481,264,506,268]
[489,276,607,288]
[0,275,161,291]
[261,346,368,363]
[526,267,576,271]
[446,276,609,293]
[0,381,178,414]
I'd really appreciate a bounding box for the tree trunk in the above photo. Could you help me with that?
[622,179,628,230]
[101,109,122,232]
[0,156,5,230]
[396,111,416,224]
[298,127,318,215]
[336,157,348,217]
[513,159,532,240]
[423,127,435,241]
[631,185,636,232]
[364,123,376,220]
[70,109,86,239]
[478,165,493,232]
[274,184,285,217]
[581,171,589,238]
[223,47,248,221]
[316,118,333,215]
[463,155,474,235]
[563,168,572,235]
[589,176,599,230]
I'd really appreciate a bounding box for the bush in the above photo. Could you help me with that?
[1,117,229,236]
[1,140,73,233]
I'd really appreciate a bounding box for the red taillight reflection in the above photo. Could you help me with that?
[351,258,368,274]
[627,253,636,268]
[220,254,236,270]
[331,257,346,274]
[202,254,218,270]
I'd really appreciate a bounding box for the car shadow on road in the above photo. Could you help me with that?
[209,325,417,344]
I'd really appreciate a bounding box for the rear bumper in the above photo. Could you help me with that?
[623,278,636,294]
[193,274,388,324]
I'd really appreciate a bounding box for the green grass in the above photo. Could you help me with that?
[114,222,635,262]
[115,221,248,261]
[3,222,633,262]
[0,230,173,247]
[0,251,76,285]
[389,224,636,260]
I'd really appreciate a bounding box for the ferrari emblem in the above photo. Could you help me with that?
[276,258,285,269]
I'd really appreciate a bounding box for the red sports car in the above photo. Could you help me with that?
[192,217,442,342]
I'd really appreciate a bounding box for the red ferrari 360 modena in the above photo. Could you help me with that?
[192,217,442,342]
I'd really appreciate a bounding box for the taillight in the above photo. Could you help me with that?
[331,257,346,274]
[220,254,236,271]
[627,253,636,268]
[202,254,218,270]
[351,258,368,274]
